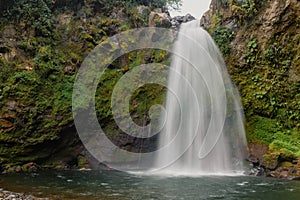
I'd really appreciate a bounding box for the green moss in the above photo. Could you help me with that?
[94,49,169,139]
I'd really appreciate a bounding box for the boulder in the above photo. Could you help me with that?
[21,162,38,172]
[262,153,279,170]
[249,166,265,176]
[171,14,196,27]
[0,25,19,61]
[148,11,172,28]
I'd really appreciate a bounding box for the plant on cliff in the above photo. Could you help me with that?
[4,0,54,37]
[212,26,235,56]
[230,0,258,22]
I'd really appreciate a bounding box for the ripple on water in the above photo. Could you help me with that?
[208,195,225,199]
[255,183,272,186]
[56,175,66,180]
[237,181,248,186]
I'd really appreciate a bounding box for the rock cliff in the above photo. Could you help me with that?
[0,0,175,171]
[202,0,300,179]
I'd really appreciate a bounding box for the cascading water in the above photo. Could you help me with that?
[153,20,248,175]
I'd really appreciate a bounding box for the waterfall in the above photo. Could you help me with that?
[153,20,248,175]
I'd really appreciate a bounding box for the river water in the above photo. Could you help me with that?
[0,170,299,199]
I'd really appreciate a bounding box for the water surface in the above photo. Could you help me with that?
[0,170,299,199]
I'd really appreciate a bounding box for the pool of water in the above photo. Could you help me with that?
[0,170,299,199]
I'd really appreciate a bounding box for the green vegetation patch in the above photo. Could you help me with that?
[247,115,300,158]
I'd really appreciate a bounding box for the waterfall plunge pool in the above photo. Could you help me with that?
[1,170,299,199]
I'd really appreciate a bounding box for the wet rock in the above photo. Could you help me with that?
[249,166,265,176]
[247,154,258,164]
[247,143,269,165]
[0,25,19,61]
[0,188,48,200]
[56,13,73,27]
[279,170,289,178]
[0,46,17,61]
[63,65,76,74]
[15,166,22,173]
[5,101,17,111]
[21,162,38,173]
[148,11,171,28]
[171,14,196,27]
[7,167,16,173]
[261,0,294,37]
[247,143,300,179]
[266,162,300,179]
[110,8,128,23]
[183,14,196,22]
[262,153,279,170]
[291,176,300,180]
[1,25,18,45]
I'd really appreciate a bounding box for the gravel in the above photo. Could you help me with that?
[0,188,49,200]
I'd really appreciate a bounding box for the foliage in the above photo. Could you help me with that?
[246,38,258,64]
[4,0,54,37]
[212,26,235,56]
[247,115,300,158]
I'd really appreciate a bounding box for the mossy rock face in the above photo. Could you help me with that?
[0,0,174,170]
[202,0,300,163]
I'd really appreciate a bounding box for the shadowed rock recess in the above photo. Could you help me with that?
[0,0,299,179]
